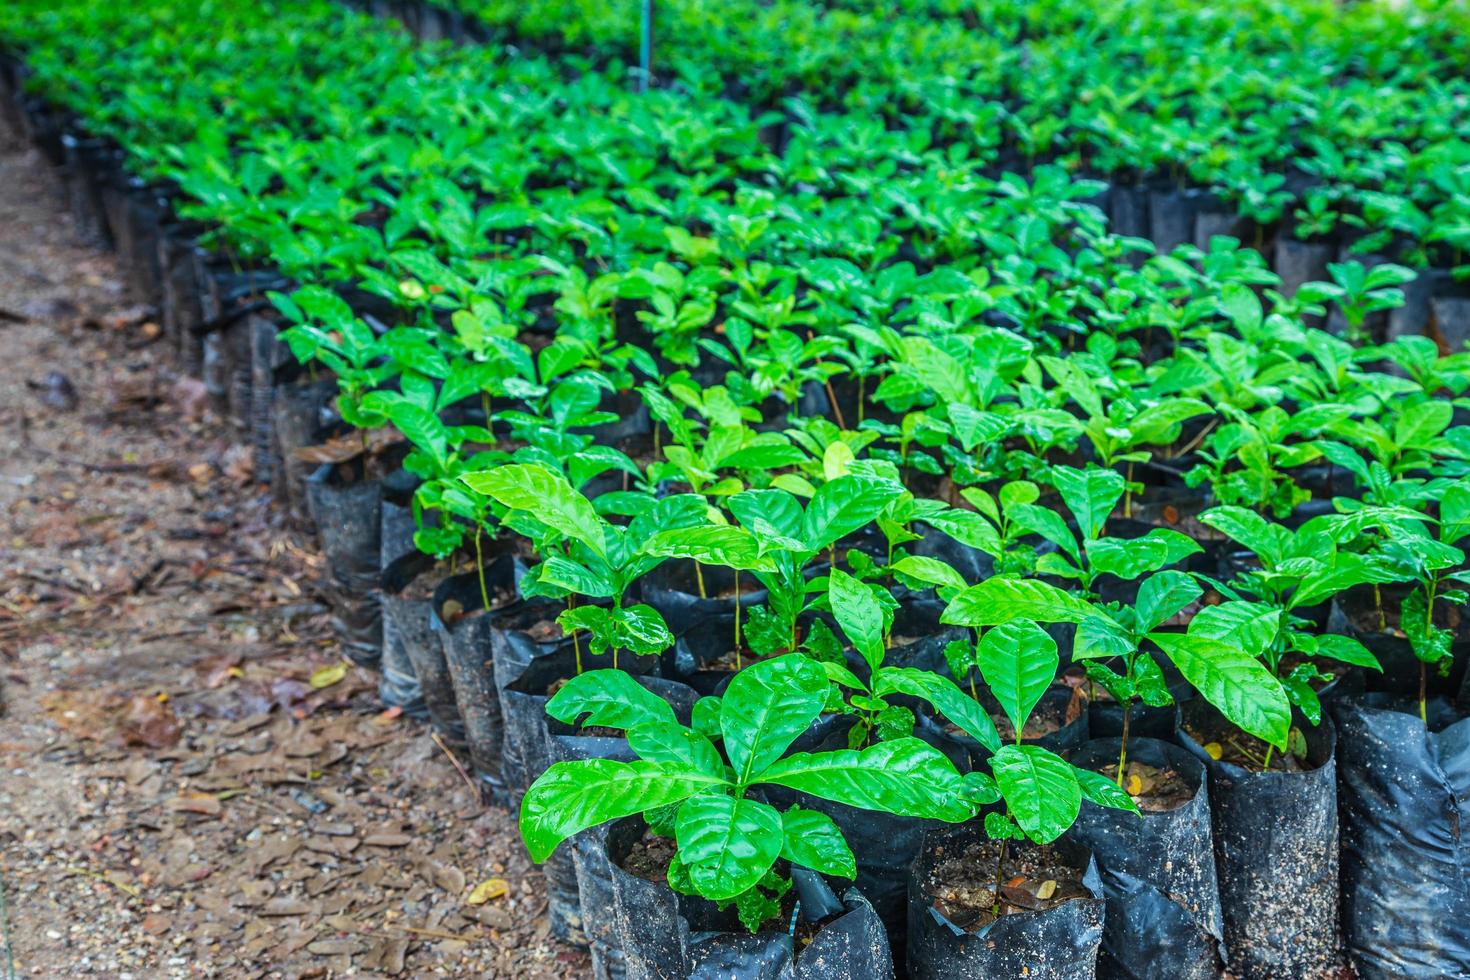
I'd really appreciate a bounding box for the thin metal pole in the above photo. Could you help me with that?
[638,0,653,93]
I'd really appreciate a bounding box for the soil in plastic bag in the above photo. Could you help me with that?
[270,380,335,520]
[1332,693,1470,980]
[1176,699,1341,980]
[1328,589,1470,700]
[640,559,767,641]
[429,559,525,802]
[305,464,382,668]
[907,823,1104,980]
[375,501,427,717]
[1069,737,1225,979]
[761,711,955,952]
[603,816,894,980]
[554,677,702,978]
[492,602,657,798]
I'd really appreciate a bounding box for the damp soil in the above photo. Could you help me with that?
[700,646,777,675]
[1090,760,1194,812]
[923,837,1091,932]
[619,830,830,946]
[1340,585,1466,638]
[622,830,678,883]
[436,582,518,623]
[1183,719,1314,773]
[980,686,1087,743]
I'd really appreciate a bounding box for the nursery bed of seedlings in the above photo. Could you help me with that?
[429,0,1470,294]
[4,0,1470,977]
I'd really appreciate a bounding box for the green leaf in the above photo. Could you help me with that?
[942,578,1094,627]
[1314,633,1382,670]
[1053,465,1126,541]
[828,568,886,673]
[676,795,783,901]
[520,760,725,863]
[780,807,857,879]
[1135,571,1203,633]
[1185,601,1281,658]
[1011,504,1081,561]
[801,475,905,551]
[692,697,722,738]
[1441,480,1470,544]
[1151,633,1290,750]
[758,737,973,821]
[628,724,725,775]
[546,670,677,731]
[612,605,676,656]
[976,621,1059,742]
[536,556,615,598]
[641,525,776,572]
[1087,529,1202,581]
[721,655,828,785]
[1074,766,1141,814]
[923,510,1003,556]
[1073,614,1136,661]
[1199,506,1285,566]
[729,489,805,545]
[890,556,968,593]
[463,464,604,556]
[991,744,1082,843]
[875,667,1002,753]
[1395,400,1452,450]
[381,400,448,474]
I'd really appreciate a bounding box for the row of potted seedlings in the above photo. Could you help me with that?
[412,0,1470,319]
[4,2,1470,977]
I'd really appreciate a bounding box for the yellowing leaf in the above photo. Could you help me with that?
[309,662,349,690]
[1204,742,1223,761]
[1126,773,1143,795]
[823,441,855,481]
[466,878,509,905]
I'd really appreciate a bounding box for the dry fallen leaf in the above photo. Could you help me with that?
[1035,879,1057,901]
[116,693,183,748]
[466,878,509,905]
[167,792,222,817]
[309,662,349,690]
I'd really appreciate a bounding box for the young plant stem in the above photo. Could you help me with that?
[694,561,707,600]
[1124,462,1134,519]
[734,569,743,671]
[1375,582,1386,631]
[474,528,490,612]
[992,832,1009,918]
[824,376,847,430]
[1116,697,1133,788]
[1262,744,1274,770]
[567,595,584,676]
[1421,660,1428,724]
[481,390,491,428]
[856,374,866,424]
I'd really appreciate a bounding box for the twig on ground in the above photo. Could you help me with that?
[431,732,480,800]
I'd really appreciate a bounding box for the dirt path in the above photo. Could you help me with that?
[0,127,583,978]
